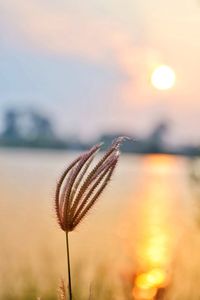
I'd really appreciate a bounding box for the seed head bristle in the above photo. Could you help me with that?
[55,137,126,232]
[69,141,121,217]
[71,152,119,225]
[62,145,101,230]
[55,144,100,230]
[55,156,81,230]
[72,160,118,229]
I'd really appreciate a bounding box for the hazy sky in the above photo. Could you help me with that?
[0,0,200,144]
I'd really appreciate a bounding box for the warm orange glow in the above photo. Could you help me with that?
[133,286,157,300]
[135,179,173,269]
[134,268,167,299]
[135,268,167,290]
[131,155,179,299]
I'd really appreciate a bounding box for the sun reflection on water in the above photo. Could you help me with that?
[131,155,180,299]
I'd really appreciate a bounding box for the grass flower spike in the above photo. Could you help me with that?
[55,137,126,300]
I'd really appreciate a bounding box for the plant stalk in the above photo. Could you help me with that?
[65,232,73,300]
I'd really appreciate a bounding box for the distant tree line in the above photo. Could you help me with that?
[0,108,199,156]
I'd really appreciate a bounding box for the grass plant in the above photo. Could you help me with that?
[55,137,127,299]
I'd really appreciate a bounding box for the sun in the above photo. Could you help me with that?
[151,65,176,90]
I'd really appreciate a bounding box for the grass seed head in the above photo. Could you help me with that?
[55,137,127,232]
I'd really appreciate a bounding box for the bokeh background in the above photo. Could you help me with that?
[0,1,200,299]
[0,0,200,144]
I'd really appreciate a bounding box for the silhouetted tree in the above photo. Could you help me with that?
[2,109,20,140]
[30,112,55,140]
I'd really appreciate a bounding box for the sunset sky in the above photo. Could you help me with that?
[0,0,200,144]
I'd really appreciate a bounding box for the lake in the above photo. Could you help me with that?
[0,149,200,299]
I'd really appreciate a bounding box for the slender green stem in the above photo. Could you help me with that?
[65,232,73,300]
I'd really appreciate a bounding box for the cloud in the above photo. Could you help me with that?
[0,0,153,104]
[1,0,200,142]
[1,0,141,59]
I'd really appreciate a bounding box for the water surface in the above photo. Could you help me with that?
[0,149,199,298]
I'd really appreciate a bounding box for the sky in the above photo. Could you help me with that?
[0,0,200,144]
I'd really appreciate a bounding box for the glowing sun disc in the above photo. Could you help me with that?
[151,65,176,90]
